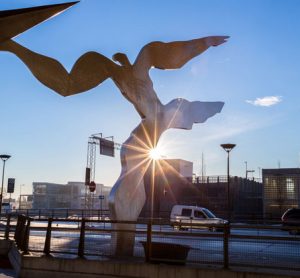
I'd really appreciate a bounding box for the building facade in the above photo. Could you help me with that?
[32,181,110,210]
[142,158,263,221]
[263,168,300,219]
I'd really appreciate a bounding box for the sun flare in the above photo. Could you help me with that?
[149,147,162,160]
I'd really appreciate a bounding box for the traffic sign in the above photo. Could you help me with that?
[89,181,96,192]
[7,178,15,193]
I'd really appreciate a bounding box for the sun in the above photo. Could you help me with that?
[149,147,162,160]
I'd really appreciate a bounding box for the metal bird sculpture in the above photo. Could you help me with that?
[0,2,227,255]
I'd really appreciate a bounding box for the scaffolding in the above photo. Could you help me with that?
[84,133,119,210]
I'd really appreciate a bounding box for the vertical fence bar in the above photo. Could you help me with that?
[4,214,11,239]
[22,217,31,254]
[223,223,229,269]
[78,218,86,258]
[14,215,26,249]
[43,218,53,255]
[146,221,152,262]
[14,215,21,245]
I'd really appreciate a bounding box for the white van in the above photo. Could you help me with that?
[170,205,227,231]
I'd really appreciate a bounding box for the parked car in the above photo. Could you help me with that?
[281,208,300,235]
[170,205,228,231]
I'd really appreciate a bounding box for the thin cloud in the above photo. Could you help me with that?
[246,96,282,107]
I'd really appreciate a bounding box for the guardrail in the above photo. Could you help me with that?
[0,214,300,275]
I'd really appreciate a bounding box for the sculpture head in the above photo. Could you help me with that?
[112,52,131,67]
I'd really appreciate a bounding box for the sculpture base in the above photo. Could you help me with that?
[111,223,136,256]
[141,241,190,265]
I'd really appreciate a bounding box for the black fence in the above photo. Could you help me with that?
[1,213,300,275]
[0,208,283,224]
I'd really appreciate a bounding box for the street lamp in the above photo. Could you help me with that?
[220,144,236,221]
[0,154,11,214]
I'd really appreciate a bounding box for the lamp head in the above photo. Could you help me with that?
[220,143,236,153]
[0,154,11,161]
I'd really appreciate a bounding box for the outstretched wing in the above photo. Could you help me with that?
[66,51,119,96]
[134,36,229,72]
[3,39,119,96]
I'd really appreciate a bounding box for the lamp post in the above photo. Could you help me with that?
[220,144,236,221]
[19,184,25,210]
[0,154,11,214]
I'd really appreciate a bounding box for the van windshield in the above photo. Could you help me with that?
[203,208,216,218]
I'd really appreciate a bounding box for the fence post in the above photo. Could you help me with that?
[78,218,86,258]
[43,218,53,255]
[5,214,11,240]
[22,217,31,254]
[146,221,152,262]
[223,223,229,269]
[14,215,26,248]
[14,215,21,245]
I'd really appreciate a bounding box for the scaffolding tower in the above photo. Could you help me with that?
[84,133,117,210]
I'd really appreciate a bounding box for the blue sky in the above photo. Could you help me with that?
[1,0,300,198]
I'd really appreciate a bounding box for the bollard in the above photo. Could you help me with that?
[78,218,86,258]
[43,218,53,255]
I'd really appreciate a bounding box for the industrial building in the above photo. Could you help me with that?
[32,181,110,210]
[142,159,263,221]
[263,168,300,219]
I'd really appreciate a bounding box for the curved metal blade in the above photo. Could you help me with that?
[0,1,79,43]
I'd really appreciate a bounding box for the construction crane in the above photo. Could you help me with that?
[84,133,120,210]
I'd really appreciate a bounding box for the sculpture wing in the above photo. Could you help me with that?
[134,36,229,71]
[2,39,119,96]
[164,98,224,130]
[66,51,119,96]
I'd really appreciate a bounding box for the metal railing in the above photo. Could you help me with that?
[0,214,300,275]
[1,209,110,219]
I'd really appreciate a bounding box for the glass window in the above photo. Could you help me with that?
[194,210,205,218]
[203,208,216,218]
[181,208,192,217]
[286,178,295,199]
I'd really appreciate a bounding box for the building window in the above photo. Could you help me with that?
[286,178,295,199]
